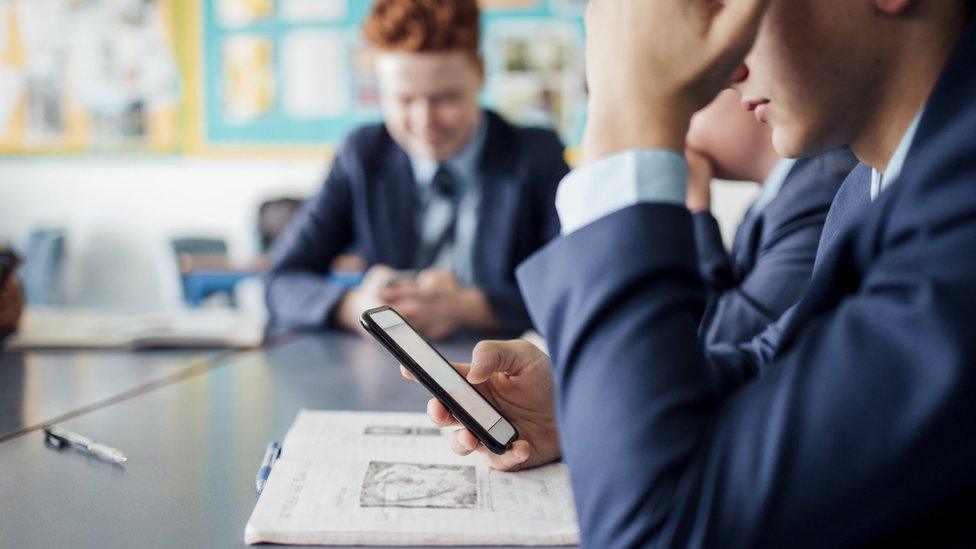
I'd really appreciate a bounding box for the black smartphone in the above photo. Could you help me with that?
[360,305,518,455]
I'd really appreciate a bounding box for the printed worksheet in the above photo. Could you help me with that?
[244,410,579,546]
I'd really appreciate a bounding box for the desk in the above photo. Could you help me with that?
[0,333,518,548]
[0,348,219,442]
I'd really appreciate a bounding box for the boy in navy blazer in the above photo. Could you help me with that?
[410,0,976,546]
[684,90,856,346]
[265,0,568,340]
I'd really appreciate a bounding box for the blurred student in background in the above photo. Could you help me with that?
[685,90,856,346]
[265,0,568,340]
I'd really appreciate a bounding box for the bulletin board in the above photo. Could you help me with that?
[196,0,587,152]
[0,0,587,155]
[0,0,181,154]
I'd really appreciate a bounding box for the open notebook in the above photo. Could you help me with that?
[6,308,264,350]
[244,410,579,546]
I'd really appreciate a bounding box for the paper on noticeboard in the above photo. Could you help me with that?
[280,0,347,22]
[280,30,350,119]
[222,34,275,123]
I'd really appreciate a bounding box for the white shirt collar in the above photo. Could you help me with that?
[870,109,923,201]
[750,158,797,215]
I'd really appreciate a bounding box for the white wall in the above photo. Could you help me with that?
[707,181,760,245]
[0,157,758,312]
[0,156,326,311]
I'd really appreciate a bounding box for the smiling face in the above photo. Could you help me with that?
[375,50,484,161]
[732,0,882,158]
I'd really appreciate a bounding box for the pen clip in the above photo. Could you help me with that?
[43,426,69,450]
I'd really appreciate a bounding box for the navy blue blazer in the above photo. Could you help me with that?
[516,20,976,548]
[706,162,872,393]
[693,148,855,346]
[266,110,568,335]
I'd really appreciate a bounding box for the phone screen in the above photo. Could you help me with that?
[369,308,504,431]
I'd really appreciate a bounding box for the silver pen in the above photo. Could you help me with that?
[43,425,128,464]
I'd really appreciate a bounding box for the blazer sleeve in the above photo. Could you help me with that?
[692,210,735,289]
[698,151,854,347]
[480,133,569,332]
[264,148,357,333]
[516,199,976,547]
[698,196,829,347]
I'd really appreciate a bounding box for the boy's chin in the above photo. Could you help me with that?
[771,126,822,160]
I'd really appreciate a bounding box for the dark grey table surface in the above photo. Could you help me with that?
[0,332,510,549]
[0,347,220,442]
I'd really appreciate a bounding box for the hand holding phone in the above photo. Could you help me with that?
[361,306,518,454]
[383,270,417,288]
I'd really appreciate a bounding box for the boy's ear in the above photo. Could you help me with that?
[874,0,913,15]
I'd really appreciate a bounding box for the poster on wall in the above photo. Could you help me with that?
[484,18,586,145]
[280,0,347,22]
[201,0,376,146]
[0,0,180,154]
[200,0,587,150]
[280,30,350,118]
[217,0,274,27]
[0,0,587,154]
[221,34,275,123]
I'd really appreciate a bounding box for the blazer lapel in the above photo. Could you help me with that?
[730,208,762,276]
[778,172,879,353]
[371,146,420,268]
[814,163,872,270]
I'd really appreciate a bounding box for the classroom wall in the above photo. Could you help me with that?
[0,157,759,312]
[0,156,325,311]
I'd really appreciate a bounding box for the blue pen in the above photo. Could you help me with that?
[255,442,281,494]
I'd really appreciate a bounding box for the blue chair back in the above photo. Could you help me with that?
[19,228,66,306]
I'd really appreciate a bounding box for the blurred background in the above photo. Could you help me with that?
[0,0,757,319]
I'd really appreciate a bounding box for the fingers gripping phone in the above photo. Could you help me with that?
[360,306,518,455]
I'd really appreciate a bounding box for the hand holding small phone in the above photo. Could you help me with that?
[378,269,464,340]
[362,306,518,454]
[363,306,561,470]
[383,270,417,288]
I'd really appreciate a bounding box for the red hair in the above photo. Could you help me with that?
[363,0,480,58]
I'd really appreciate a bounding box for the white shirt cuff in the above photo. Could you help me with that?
[555,149,687,235]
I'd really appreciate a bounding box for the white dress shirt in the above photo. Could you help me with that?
[870,110,923,201]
